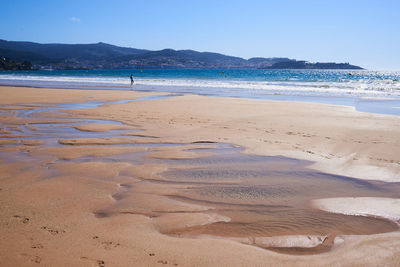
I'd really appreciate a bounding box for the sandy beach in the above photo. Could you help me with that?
[1,85,400,266]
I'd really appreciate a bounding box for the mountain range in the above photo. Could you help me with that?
[0,39,363,70]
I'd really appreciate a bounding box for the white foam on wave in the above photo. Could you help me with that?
[0,74,399,98]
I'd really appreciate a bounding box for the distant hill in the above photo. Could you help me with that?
[0,39,295,69]
[0,39,363,70]
[0,40,149,60]
[113,49,251,68]
[0,48,50,64]
[265,60,363,70]
[248,57,294,68]
[0,56,32,70]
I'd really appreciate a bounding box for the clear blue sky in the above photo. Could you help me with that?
[1,0,399,69]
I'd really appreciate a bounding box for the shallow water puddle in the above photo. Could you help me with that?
[155,145,399,252]
[0,98,399,255]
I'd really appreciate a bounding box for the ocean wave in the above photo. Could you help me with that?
[1,73,400,98]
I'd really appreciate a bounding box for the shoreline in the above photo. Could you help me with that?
[1,85,400,266]
[55,87,399,183]
[1,79,400,116]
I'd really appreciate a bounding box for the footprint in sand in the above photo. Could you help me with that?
[21,253,41,264]
[32,256,41,264]
[92,236,120,250]
[158,260,178,265]
[31,244,44,249]
[101,240,120,250]
[41,226,66,235]
[80,256,105,267]
[151,255,177,265]
[13,215,30,224]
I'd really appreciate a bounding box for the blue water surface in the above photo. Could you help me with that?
[1,69,400,115]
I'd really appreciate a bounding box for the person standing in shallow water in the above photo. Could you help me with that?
[130,74,134,87]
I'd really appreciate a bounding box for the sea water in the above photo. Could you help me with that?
[1,69,400,115]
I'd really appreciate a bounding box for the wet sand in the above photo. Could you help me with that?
[1,85,400,266]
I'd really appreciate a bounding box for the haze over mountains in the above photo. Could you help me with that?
[0,39,362,70]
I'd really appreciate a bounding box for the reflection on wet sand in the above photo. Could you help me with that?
[1,99,399,256]
[149,147,399,253]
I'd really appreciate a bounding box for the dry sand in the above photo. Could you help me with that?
[312,197,400,222]
[66,93,400,182]
[1,85,400,266]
